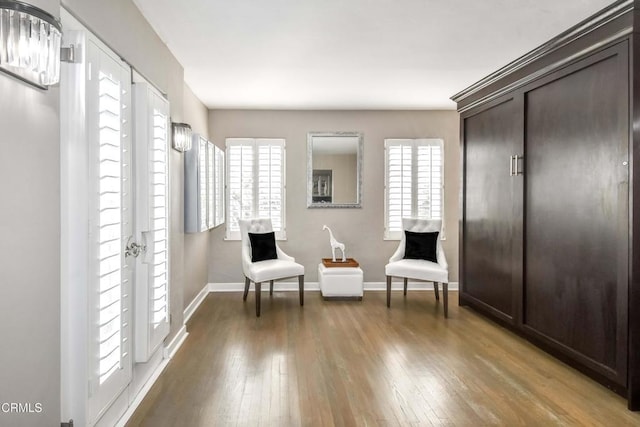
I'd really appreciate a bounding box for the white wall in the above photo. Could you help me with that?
[208,110,460,284]
[0,1,60,425]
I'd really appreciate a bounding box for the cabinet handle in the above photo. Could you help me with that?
[515,155,524,175]
[509,155,515,176]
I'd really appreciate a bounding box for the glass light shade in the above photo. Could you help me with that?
[172,122,192,152]
[0,1,61,89]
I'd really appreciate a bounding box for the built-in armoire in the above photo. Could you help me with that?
[452,0,640,409]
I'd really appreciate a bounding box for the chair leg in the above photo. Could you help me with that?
[243,277,250,301]
[433,282,440,301]
[298,275,304,306]
[386,276,392,308]
[270,280,274,296]
[403,278,408,296]
[255,282,261,317]
[443,282,448,318]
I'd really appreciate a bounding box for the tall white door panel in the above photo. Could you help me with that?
[133,81,170,363]
[61,18,133,426]
[86,40,133,424]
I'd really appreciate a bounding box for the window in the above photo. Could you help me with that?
[226,138,286,240]
[384,138,443,239]
[185,136,225,233]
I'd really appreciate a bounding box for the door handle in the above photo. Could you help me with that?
[125,239,146,258]
[509,155,515,176]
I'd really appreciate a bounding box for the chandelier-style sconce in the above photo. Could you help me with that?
[0,0,62,89]
[172,122,192,152]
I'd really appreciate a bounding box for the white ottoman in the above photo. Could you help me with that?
[318,263,364,300]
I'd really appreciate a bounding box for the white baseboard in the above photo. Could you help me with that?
[164,324,188,360]
[208,281,459,292]
[209,281,321,292]
[184,283,210,323]
[114,359,170,427]
[115,325,188,427]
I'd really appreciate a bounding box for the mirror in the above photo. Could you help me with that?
[307,131,362,208]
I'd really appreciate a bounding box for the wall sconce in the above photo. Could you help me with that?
[0,0,62,89]
[172,122,192,152]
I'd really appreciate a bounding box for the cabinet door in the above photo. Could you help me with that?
[462,96,523,322]
[524,44,628,385]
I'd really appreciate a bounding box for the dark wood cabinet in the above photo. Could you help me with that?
[453,0,639,409]
[462,96,523,323]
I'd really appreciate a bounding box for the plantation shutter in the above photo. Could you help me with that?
[198,137,208,232]
[213,145,225,227]
[86,39,133,423]
[384,138,444,239]
[150,105,169,331]
[415,140,443,220]
[385,141,413,236]
[257,139,284,233]
[96,67,126,385]
[226,138,286,240]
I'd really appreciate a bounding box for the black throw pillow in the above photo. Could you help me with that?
[248,231,278,262]
[403,230,439,263]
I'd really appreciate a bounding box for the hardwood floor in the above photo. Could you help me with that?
[126,291,640,426]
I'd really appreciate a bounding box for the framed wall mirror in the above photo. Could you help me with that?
[307,131,363,208]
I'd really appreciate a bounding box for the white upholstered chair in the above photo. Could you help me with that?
[239,218,305,317]
[385,218,449,317]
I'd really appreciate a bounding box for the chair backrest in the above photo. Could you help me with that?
[399,218,445,264]
[238,218,274,265]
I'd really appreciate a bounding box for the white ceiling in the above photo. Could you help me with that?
[132,0,614,110]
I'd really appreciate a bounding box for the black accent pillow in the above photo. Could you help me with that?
[248,231,278,262]
[403,230,439,263]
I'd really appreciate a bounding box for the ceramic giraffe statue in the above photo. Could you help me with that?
[322,225,346,262]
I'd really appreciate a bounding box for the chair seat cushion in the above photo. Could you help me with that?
[247,259,305,283]
[385,259,448,283]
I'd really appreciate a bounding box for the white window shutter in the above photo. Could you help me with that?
[257,139,285,237]
[198,137,208,232]
[214,145,225,227]
[226,138,286,240]
[415,140,443,220]
[207,142,215,229]
[96,68,126,385]
[226,139,254,239]
[384,138,444,239]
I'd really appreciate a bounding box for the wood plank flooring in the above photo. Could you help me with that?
[126,291,640,426]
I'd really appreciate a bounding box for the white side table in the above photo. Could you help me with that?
[318,261,364,300]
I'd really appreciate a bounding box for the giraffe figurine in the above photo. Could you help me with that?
[322,225,346,262]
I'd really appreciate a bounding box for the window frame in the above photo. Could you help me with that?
[384,138,444,240]
[225,137,287,240]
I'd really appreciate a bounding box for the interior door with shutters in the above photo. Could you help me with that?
[86,39,133,424]
[133,81,171,363]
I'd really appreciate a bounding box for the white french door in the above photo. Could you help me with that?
[133,80,171,363]
[61,13,172,426]
[86,39,133,423]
